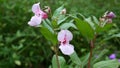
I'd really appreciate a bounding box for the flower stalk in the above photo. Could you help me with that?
[54,45,60,68]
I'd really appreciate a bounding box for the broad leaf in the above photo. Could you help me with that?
[92,16,99,25]
[70,52,81,66]
[92,49,109,64]
[42,20,54,33]
[85,17,95,29]
[60,20,77,29]
[52,6,64,20]
[93,60,120,68]
[81,53,90,67]
[96,23,113,33]
[75,18,94,40]
[52,55,67,68]
[40,27,57,45]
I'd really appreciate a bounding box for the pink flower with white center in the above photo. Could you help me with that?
[57,30,73,44]
[28,2,48,27]
[28,15,42,27]
[57,30,74,55]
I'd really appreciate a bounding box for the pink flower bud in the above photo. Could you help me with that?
[44,6,51,13]
[107,12,116,19]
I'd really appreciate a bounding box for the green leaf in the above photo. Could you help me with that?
[60,20,77,29]
[42,20,54,33]
[51,20,58,28]
[58,16,68,25]
[85,17,95,29]
[96,23,113,33]
[112,33,120,38]
[93,60,120,68]
[75,18,94,40]
[40,27,57,45]
[14,60,21,66]
[52,55,67,68]
[92,16,99,25]
[52,6,64,20]
[92,49,109,64]
[70,52,81,66]
[81,53,90,67]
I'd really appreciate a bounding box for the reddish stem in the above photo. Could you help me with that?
[88,40,94,68]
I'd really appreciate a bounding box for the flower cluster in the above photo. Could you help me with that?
[28,3,48,27]
[100,11,116,23]
[57,30,74,55]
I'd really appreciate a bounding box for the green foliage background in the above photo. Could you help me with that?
[0,0,120,68]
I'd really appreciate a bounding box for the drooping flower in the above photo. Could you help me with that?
[109,53,116,59]
[57,30,73,44]
[28,15,42,26]
[32,2,48,19]
[57,30,74,55]
[28,2,48,27]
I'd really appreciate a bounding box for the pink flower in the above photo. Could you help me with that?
[57,30,74,55]
[28,15,42,27]
[28,2,48,27]
[59,44,74,55]
[106,12,116,19]
[32,3,48,19]
[57,30,73,44]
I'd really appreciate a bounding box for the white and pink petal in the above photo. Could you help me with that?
[57,30,73,43]
[59,44,74,55]
[28,15,42,27]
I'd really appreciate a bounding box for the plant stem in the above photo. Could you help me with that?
[88,40,94,68]
[54,46,60,68]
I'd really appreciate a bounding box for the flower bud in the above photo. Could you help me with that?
[60,8,66,14]
[41,12,48,19]
[44,6,51,13]
[107,12,116,19]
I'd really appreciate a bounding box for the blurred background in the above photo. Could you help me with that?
[0,0,120,68]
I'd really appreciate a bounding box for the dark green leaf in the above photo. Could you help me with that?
[75,18,94,40]
[40,27,57,45]
[96,23,113,33]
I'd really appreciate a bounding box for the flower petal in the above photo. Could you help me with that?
[107,12,116,19]
[57,30,73,43]
[109,53,116,59]
[28,15,42,26]
[59,44,74,55]
[32,3,41,16]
